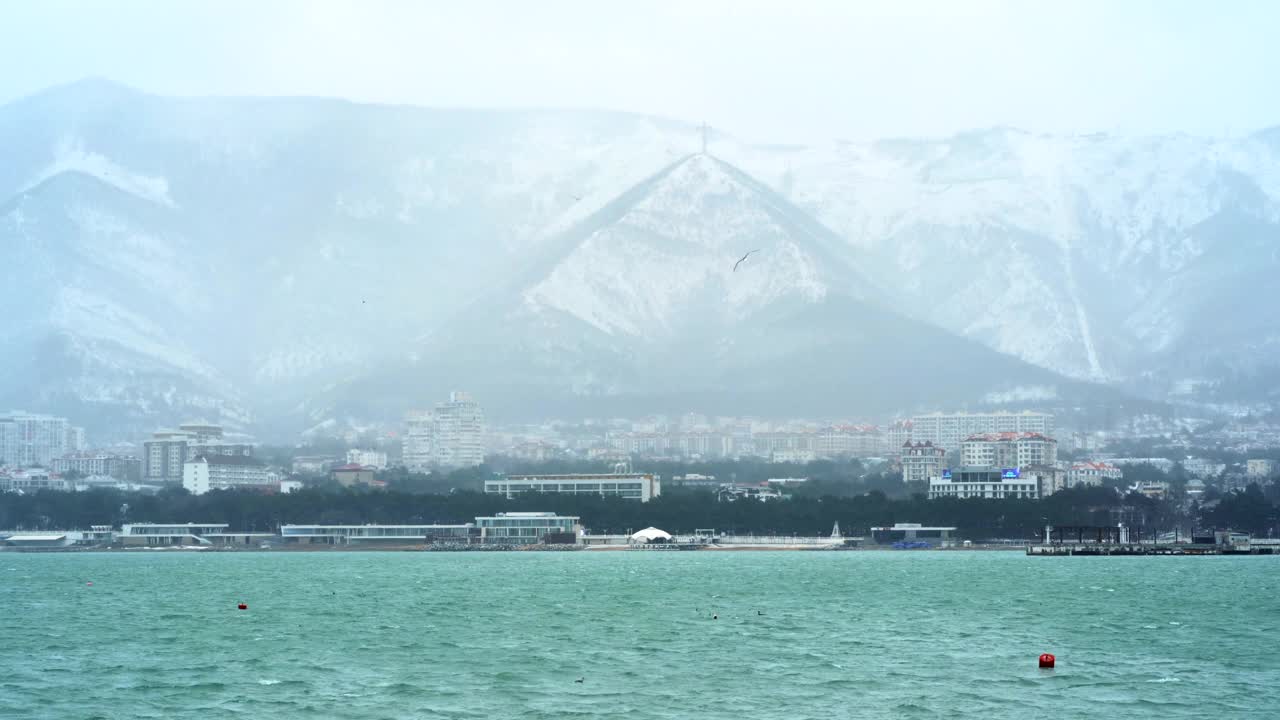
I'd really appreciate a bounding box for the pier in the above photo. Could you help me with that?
[1027,525,1280,556]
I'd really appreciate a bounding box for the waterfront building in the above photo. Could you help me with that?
[474,512,580,543]
[118,523,230,546]
[910,411,1054,450]
[182,455,275,495]
[280,524,475,545]
[2,534,76,548]
[0,411,73,467]
[927,467,1041,500]
[900,441,946,485]
[870,523,956,545]
[486,472,660,502]
[960,432,1057,469]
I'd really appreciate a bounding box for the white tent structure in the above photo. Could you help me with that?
[630,527,673,544]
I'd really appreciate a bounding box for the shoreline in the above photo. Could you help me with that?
[0,543,1030,553]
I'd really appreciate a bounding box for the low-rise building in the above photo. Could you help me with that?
[0,469,69,493]
[1133,481,1170,500]
[870,523,956,545]
[280,524,476,545]
[1027,464,1067,496]
[1183,458,1225,479]
[345,449,388,470]
[1067,461,1124,487]
[331,464,379,487]
[291,456,339,474]
[717,482,784,502]
[1246,459,1275,478]
[2,533,75,549]
[183,455,275,495]
[928,467,1040,500]
[486,472,660,502]
[771,449,816,463]
[118,523,230,546]
[474,512,580,544]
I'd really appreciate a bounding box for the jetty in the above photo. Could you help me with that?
[1026,525,1280,556]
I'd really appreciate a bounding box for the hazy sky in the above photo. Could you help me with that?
[3,0,1277,142]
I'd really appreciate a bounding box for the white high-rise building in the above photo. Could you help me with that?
[910,411,1054,451]
[960,432,1058,469]
[0,411,72,467]
[402,392,486,470]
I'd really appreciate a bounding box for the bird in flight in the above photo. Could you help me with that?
[733,249,761,272]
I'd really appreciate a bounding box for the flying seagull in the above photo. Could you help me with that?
[733,249,761,272]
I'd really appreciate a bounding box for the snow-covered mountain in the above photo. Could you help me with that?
[315,154,1117,423]
[2,79,1276,435]
[720,129,1280,392]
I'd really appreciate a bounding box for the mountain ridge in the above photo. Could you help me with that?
[3,80,1276,436]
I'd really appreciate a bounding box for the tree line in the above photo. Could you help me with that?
[3,483,1276,539]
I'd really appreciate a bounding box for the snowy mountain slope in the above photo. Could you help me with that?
[720,128,1280,390]
[0,172,246,433]
[318,154,1113,422]
[2,79,1277,434]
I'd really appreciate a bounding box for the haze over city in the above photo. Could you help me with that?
[4,2,1280,718]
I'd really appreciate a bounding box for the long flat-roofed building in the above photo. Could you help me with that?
[486,472,660,502]
[870,523,956,545]
[280,524,476,545]
[183,454,275,495]
[474,512,580,543]
[960,432,1057,468]
[911,411,1054,450]
[119,523,229,546]
[928,467,1041,500]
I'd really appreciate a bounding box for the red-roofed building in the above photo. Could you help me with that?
[1067,461,1123,487]
[331,464,377,488]
[961,432,1057,469]
[901,441,946,484]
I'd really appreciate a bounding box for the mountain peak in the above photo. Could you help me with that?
[519,152,868,339]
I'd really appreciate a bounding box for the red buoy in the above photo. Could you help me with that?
[238,603,248,610]
[1039,653,1055,669]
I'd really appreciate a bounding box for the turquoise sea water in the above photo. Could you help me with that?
[3,551,1278,719]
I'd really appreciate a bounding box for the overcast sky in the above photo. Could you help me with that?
[3,0,1277,142]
